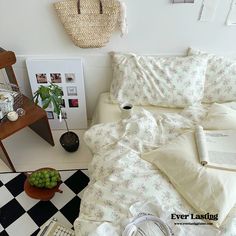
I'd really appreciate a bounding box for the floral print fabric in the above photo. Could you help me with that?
[188,48,236,103]
[110,53,208,108]
[74,106,236,236]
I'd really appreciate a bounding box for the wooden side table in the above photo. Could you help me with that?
[0,96,54,172]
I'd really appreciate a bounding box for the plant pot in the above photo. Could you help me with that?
[60,131,79,152]
[24,168,62,201]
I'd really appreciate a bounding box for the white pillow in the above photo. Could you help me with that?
[202,103,236,130]
[142,131,236,227]
[188,48,236,103]
[110,52,208,108]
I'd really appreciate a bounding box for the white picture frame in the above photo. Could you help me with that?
[26,58,87,130]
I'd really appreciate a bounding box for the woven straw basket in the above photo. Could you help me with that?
[54,0,120,48]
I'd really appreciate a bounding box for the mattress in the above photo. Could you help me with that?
[92,92,182,124]
[92,93,236,125]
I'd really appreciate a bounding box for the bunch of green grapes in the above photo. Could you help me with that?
[29,169,61,189]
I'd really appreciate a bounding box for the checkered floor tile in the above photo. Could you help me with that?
[0,170,89,236]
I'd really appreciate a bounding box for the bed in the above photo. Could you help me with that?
[74,50,236,236]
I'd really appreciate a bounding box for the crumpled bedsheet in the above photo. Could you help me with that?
[74,103,236,236]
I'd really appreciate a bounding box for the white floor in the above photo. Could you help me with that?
[0,127,93,173]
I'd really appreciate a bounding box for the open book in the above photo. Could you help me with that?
[195,126,236,171]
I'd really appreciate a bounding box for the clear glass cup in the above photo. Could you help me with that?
[16,108,26,116]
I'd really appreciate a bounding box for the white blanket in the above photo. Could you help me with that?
[74,104,236,236]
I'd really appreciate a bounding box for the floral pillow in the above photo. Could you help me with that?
[188,48,236,103]
[110,52,208,108]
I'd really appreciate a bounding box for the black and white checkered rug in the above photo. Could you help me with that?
[0,170,89,236]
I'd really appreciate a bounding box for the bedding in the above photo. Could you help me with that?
[110,52,208,108]
[92,92,182,125]
[202,102,236,130]
[142,131,236,227]
[92,92,236,126]
[188,48,236,103]
[75,101,236,235]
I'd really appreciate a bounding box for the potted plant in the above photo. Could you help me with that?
[33,83,80,152]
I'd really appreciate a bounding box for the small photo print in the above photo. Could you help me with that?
[68,99,79,108]
[36,74,47,83]
[58,111,67,120]
[50,73,62,83]
[46,111,54,119]
[65,73,76,83]
[67,86,77,96]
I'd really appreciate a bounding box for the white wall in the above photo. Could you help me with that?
[1,0,236,118]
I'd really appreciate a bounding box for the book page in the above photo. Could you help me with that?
[195,127,236,170]
[205,130,236,167]
[208,151,236,165]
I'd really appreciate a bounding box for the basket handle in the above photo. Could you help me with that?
[77,0,103,14]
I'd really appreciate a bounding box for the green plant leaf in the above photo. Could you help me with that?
[40,86,50,100]
[51,95,61,115]
[42,98,52,109]
[33,84,63,116]
[33,93,39,105]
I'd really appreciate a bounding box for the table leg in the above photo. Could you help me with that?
[0,140,16,172]
[29,116,55,146]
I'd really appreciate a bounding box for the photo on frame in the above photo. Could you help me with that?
[57,111,67,120]
[50,73,62,83]
[67,86,77,96]
[36,74,47,83]
[65,73,76,83]
[46,111,54,119]
[68,99,79,108]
